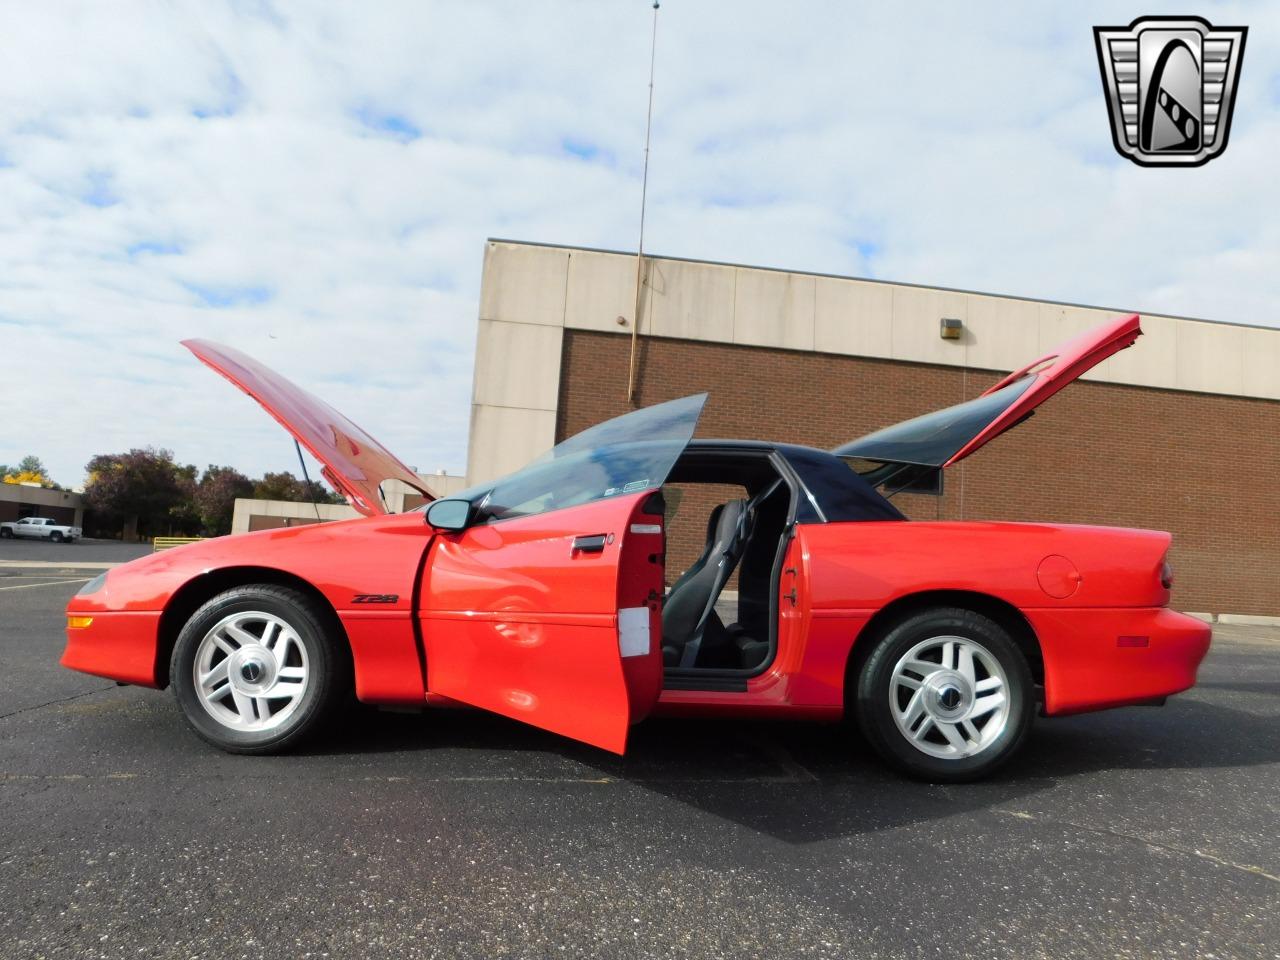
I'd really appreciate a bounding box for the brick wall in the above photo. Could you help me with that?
[556,329,1280,615]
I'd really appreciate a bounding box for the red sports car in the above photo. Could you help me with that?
[63,312,1211,780]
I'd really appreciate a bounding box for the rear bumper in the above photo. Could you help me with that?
[60,611,163,688]
[1025,607,1212,716]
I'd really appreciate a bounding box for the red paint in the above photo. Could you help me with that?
[60,611,162,686]
[421,492,663,753]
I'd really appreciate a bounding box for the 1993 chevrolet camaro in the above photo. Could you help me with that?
[63,312,1211,780]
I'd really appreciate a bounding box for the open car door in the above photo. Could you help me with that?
[183,340,434,515]
[834,313,1141,485]
[421,394,707,754]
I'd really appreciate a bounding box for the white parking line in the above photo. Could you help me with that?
[0,578,90,592]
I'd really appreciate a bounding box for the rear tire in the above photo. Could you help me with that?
[170,584,348,754]
[854,607,1033,782]
[0,529,11,539]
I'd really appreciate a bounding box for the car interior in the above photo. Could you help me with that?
[659,450,793,676]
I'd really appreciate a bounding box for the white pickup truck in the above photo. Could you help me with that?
[0,517,82,542]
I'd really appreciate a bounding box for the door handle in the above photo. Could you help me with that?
[571,534,608,554]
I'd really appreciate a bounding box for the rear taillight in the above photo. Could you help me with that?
[1160,557,1174,590]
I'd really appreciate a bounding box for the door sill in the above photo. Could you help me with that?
[662,673,749,692]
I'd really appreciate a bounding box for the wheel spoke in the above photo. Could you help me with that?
[230,687,257,723]
[212,632,237,656]
[253,697,272,719]
[937,721,967,751]
[901,660,938,679]
[199,661,229,695]
[271,632,294,668]
[971,692,1006,718]
[940,641,955,670]
[260,620,280,649]
[957,644,976,684]
[894,674,923,691]
[899,689,925,729]
[975,676,1003,694]
[911,716,934,741]
[224,622,260,647]
[960,718,981,743]
[277,666,306,681]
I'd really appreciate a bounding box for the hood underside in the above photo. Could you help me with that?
[182,340,434,516]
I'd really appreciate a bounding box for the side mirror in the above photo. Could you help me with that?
[425,498,473,532]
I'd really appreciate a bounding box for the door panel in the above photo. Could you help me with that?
[420,491,665,753]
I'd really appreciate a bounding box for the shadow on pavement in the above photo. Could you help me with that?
[284,691,1280,844]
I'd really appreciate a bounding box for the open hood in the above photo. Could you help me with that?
[182,340,434,516]
[834,313,1142,476]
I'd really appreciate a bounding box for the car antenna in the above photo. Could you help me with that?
[293,439,324,524]
[626,0,660,403]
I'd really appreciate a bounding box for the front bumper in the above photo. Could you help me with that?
[1024,607,1212,716]
[60,611,163,687]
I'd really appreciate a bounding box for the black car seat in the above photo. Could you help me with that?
[662,499,751,668]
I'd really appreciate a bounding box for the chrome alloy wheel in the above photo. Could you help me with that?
[889,635,1010,760]
[192,611,309,732]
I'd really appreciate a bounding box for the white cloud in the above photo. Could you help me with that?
[1,1,1276,487]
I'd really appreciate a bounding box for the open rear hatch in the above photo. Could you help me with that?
[182,340,434,516]
[834,313,1141,491]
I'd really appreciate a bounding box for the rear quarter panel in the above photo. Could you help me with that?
[786,520,1174,710]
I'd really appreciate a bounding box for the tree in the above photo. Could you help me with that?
[194,465,254,536]
[169,463,202,532]
[252,471,344,504]
[1,454,58,489]
[84,448,187,539]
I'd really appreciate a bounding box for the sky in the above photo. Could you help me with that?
[2,1,1278,489]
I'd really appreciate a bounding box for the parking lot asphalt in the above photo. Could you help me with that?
[1,580,1277,960]
[0,538,151,565]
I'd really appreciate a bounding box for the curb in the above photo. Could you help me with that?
[1216,613,1280,628]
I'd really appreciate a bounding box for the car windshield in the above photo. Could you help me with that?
[458,393,708,523]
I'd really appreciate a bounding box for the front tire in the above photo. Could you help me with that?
[170,585,348,754]
[855,607,1033,782]
[50,532,64,543]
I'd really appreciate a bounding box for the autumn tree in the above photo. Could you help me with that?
[253,471,343,504]
[194,465,254,536]
[84,449,187,538]
[1,454,58,488]
[169,463,203,532]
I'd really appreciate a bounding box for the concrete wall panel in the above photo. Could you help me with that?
[478,242,569,327]
[965,295,1040,373]
[643,259,735,343]
[465,404,557,487]
[1242,325,1280,400]
[891,286,968,366]
[732,268,815,351]
[472,318,563,411]
[564,249,639,333]
[813,276,893,359]
[1176,318,1244,395]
